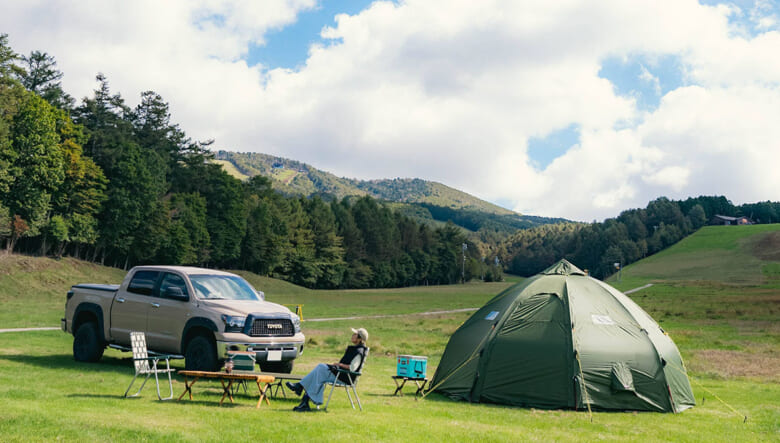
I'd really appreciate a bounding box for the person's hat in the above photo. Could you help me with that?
[351,327,368,341]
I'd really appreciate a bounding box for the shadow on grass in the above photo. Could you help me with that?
[67,393,248,408]
[67,393,131,400]
[0,353,146,375]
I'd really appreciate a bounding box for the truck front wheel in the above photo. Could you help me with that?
[73,322,105,362]
[185,335,218,372]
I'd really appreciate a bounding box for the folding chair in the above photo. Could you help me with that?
[322,348,368,411]
[123,331,180,400]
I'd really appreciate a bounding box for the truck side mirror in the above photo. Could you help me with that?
[164,286,188,301]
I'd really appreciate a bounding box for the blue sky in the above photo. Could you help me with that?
[247,0,376,70]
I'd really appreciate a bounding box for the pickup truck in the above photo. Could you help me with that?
[62,265,304,373]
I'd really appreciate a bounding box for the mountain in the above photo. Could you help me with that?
[213,150,568,233]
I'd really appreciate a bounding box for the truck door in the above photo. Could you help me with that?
[145,272,191,354]
[109,270,160,346]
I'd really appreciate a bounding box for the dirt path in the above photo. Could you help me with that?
[0,327,60,333]
[623,283,653,294]
[305,307,479,322]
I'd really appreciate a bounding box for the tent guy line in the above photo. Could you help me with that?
[0,284,655,333]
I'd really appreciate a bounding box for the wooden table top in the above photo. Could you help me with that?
[178,370,275,383]
[256,372,302,380]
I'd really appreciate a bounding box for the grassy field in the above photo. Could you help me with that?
[611,224,780,285]
[0,224,778,441]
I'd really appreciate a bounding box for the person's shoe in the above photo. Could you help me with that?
[286,382,303,396]
[293,402,312,412]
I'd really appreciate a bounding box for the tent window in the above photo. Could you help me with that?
[484,311,499,321]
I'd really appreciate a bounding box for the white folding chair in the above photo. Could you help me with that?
[123,331,179,400]
[322,348,368,411]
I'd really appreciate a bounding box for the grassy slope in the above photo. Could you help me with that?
[211,160,249,181]
[614,224,780,285]
[0,245,778,441]
[0,255,127,328]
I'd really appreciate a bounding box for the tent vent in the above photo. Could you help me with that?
[611,362,635,393]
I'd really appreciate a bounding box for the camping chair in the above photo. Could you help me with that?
[123,331,180,400]
[322,348,368,411]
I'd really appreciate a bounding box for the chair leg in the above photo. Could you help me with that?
[344,385,355,409]
[124,373,139,398]
[125,373,151,398]
[351,385,363,411]
[151,359,175,401]
[323,381,338,411]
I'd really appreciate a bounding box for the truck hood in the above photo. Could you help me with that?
[197,299,292,317]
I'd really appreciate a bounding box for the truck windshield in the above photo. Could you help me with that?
[189,275,261,301]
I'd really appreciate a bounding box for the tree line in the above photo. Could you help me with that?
[0,35,502,288]
[501,195,780,278]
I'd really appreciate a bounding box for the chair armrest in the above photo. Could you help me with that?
[147,351,184,360]
[333,367,361,377]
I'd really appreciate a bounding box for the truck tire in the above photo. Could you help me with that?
[73,322,105,362]
[185,335,218,372]
[260,360,293,374]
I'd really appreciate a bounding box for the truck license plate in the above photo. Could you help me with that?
[267,350,282,361]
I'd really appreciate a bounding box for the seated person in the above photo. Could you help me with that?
[286,327,368,412]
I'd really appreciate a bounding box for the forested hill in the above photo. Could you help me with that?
[0,34,506,289]
[214,150,567,233]
[501,196,780,279]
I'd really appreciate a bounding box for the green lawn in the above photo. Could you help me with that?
[0,252,778,441]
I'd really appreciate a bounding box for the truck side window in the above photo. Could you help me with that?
[160,273,188,299]
[127,270,160,296]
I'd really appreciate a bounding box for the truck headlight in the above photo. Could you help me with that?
[221,315,246,333]
[291,313,301,333]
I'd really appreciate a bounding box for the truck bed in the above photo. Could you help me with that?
[71,284,120,292]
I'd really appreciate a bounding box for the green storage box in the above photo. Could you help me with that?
[228,351,256,371]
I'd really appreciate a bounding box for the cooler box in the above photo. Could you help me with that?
[228,351,256,371]
[397,354,427,378]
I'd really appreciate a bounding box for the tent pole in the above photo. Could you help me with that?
[574,350,593,422]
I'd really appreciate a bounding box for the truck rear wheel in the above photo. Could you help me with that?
[185,335,218,372]
[73,322,105,362]
[260,360,293,374]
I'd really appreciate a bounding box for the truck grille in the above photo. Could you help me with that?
[249,319,294,337]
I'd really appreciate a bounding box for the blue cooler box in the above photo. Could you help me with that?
[397,355,427,378]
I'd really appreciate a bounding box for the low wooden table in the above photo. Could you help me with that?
[391,375,428,397]
[256,372,303,398]
[177,370,275,408]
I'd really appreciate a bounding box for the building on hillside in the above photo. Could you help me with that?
[710,214,754,225]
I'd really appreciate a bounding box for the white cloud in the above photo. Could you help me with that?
[644,166,690,190]
[1,0,778,222]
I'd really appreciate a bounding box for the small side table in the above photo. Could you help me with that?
[392,375,428,397]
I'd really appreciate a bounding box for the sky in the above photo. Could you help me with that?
[1,0,779,222]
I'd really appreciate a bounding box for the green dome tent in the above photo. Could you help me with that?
[430,259,695,412]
